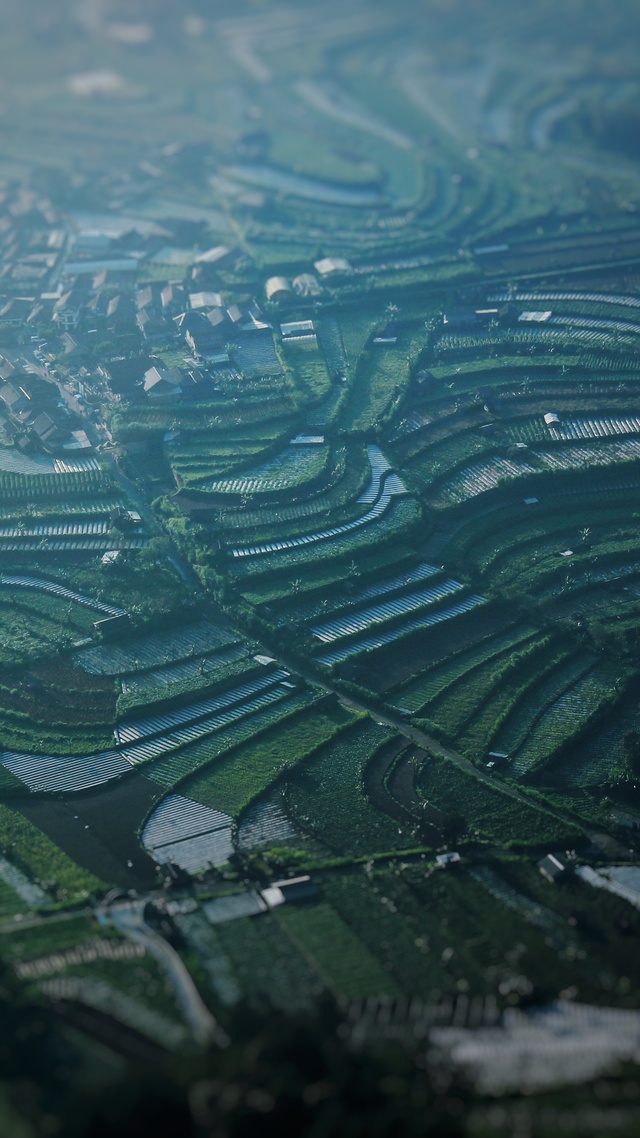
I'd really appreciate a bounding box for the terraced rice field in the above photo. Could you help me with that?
[119,644,249,695]
[198,443,329,496]
[316,595,486,667]
[74,621,236,674]
[1,575,127,616]
[230,470,408,559]
[389,626,537,713]
[0,681,297,794]
[311,578,464,644]
[508,667,620,779]
[142,795,234,873]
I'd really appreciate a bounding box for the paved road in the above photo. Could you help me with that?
[105,899,229,1048]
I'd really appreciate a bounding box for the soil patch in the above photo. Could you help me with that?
[16,774,161,889]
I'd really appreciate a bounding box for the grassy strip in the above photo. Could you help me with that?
[0,805,105,904]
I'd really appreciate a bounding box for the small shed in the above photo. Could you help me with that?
[538,853,570,883]
[261,875,319,908]
[519,310,552,323]
[265,276,292,301]
[314,256,353,278]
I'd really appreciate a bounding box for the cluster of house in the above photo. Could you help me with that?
[97,291,281,402]
[0,186,291,404]
[0,357,91,455]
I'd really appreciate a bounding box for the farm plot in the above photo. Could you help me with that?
[321,871,476,998]
[276,901,400,1001]
[0,598,98,670]
[197,444,330,497]
[0,464,102,504]
[341,328,424,434]
[182,700,357,818]
[536,439,640,470]
[438,439,640,505]
[316,314,347,376]
[285,721,410,856]
[0,536,147,553]
[510,666,625,782]
[436,325,640,356]
[437,454,537,505]
[119,643,250,698]
[0,520,110,539]
[0,497,122,521]
[279,561,442,628]
[490,653,598,758]
[214,914,325,1012]
[1,575,126,616]
[217,448,370,535]
[218,444,390,547]
[547,416,640,442]
[168,434,290,490]
[236,794,298,852]
[231,497,421,579]
[424,634,556,743]
[141,795,234,873]
[311,577,464,644]
[74,620,236,675]
[357,445,392,503]
[389,626,537,714]
[416,752,577,848]
[114,669,291,745]
[0,705,115,761]
[489,290,640,311]
[554,691,640,793]
[281,338,331,403]
[0,448,57,474]
[229,468,408,560]
[144,690,315,790]
[234,331,282,378]
[316,594,486,667]
[0,681,299,795]
[549,314,640,338]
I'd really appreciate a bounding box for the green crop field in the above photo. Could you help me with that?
[0,805,105,904]
[285,721,406,856]
[183,700,357,817]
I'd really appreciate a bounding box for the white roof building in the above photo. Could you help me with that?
[314,256,353,277]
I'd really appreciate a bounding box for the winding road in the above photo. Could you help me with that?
[104,899,229,1048]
